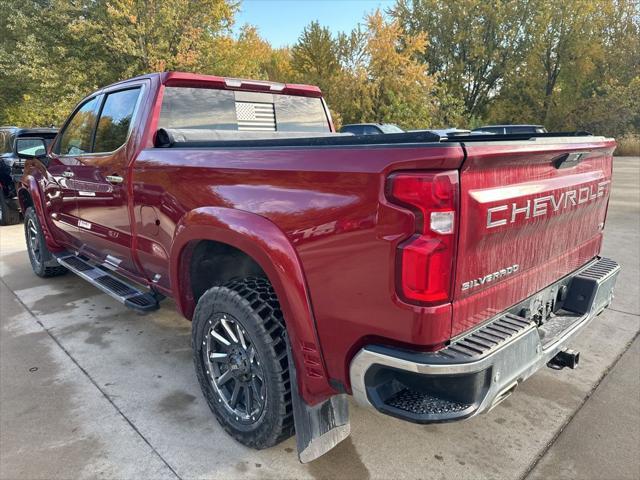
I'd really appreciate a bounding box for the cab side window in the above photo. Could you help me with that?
[508,126,535,134]
[362,125,382,135]
[94,88,141,153]
[341,125,363,135]
[58,97,99,155]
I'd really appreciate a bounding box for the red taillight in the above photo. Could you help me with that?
[387,171,459,304]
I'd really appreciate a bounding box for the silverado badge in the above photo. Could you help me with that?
[462,264,520,291]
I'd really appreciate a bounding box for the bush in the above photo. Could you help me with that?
[615,134,640,157]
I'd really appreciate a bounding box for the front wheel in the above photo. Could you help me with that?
[24,207,67,277]
[192,277,294,449]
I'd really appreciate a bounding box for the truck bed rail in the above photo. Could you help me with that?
[155,127,600,150]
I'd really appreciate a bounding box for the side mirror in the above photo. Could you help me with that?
[15,137,48,163]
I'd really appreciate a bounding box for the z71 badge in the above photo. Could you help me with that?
[462,264,520,291]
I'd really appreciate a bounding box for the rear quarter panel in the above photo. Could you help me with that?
[132,144,464,390]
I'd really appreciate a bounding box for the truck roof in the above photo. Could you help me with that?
[106,71,323,98]
[0,126,58,136]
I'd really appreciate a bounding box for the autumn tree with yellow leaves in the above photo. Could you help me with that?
[0,0,637,138]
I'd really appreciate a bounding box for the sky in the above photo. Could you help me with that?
[235,0,396,48]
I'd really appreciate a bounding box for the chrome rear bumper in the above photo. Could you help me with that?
[349,257,620,423]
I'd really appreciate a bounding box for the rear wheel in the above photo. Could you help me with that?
[0,189,20,226]
[24,207,67,277]
[192,276,294,449]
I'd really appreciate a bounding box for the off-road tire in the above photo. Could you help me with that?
[192,276,294,449]
[24,207,67,277]
[0,189,20,226]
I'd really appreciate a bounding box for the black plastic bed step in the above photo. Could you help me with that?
[54,252,160,313]
[385,388,472,416]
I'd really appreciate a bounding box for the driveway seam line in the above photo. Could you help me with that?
[606,307,639,317]
[519,330,640,480]
[1,277,183,480]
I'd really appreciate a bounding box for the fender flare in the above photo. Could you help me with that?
[170,206,335,404]
[18,175,63,251]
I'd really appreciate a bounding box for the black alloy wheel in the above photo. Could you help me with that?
[203,312,267,423]
[192,277,294,449]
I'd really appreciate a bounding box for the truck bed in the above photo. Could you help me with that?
[135,129,615,386]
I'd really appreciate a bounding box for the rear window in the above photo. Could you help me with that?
[158,87,329,133]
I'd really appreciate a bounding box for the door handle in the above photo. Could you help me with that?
[62,171,74,178]
[106,175,124,184]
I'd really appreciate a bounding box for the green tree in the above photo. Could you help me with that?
[2,0,637,138]
[262,47,295,83]
[290,21,341,98]
[82,0,237,75]
[208,25,274,79]
[292,12,443,129]
[525,0,602,124]
[0,0,114,125]
[391,0,535,118]
[359,11,439,127]
[487,0,639,136]
[0,0,240,126]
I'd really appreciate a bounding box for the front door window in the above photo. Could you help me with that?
[58,97,99,155]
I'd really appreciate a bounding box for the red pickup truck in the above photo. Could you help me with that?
[18,72,620,462]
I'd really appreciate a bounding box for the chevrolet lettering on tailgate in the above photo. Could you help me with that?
[486,180,610,229]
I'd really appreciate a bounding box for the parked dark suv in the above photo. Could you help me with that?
[471,124,547,135]
[339,123,404,135]
[0,127,57,225]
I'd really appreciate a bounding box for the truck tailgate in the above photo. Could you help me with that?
[452,137,616,336]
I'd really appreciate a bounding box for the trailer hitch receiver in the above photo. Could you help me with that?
[547,348,580,370]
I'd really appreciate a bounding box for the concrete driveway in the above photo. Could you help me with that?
[1,157,639,480]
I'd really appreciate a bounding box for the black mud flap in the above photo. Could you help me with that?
[287,340,350,463]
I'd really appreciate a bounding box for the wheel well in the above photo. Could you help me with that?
[189,240,266,303]
[18,188,33,210]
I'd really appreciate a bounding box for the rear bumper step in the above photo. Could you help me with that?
[54,252,160,313]
[349,257,620,424]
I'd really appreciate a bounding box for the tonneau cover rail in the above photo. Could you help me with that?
[443,130,595,143]
[155,128,442,148]
[155,127,601,149]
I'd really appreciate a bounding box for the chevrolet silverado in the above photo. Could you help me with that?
[17,72,620,462]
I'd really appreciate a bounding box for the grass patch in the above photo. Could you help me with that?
[615,134,640,156]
